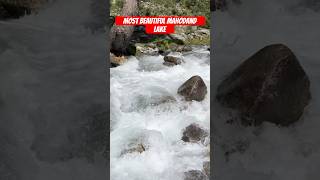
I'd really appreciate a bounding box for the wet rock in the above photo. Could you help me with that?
[182,123,208,143]
[178,76,207,101]
[118,130,164,157]
[120,143,146,156]
[216,44,311,126]
[130,95,176,111]
[159,50,171,56]
[110,53,127,67]
[163,54,184,66]
[184,170,208,180]
[203,161,210,177]
[163,61,176,67]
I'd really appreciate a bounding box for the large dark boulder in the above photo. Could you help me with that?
[216,44,311,126]
[178,76,208,101]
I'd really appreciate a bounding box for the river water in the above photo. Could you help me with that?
[110,48,210,180]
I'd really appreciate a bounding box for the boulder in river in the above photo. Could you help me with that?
[163,54,184,66]
[178,76,207,101]
[182,123,208,143]
[184,170,208,180]
[216,44,311,126]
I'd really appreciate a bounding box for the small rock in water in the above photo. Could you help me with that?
[120,143,146,156]
[163,54,184,66]
[202,161,210,177]
[182,123,208,143]
[178,76,207,101]
[110,53,127,67]
[216,44,311,126]
[184,170,208,180]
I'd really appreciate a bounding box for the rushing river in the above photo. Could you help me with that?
[110,48,210,180]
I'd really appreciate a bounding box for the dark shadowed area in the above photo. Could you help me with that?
[0,0,109,179]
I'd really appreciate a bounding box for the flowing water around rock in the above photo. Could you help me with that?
[110,48,210,180]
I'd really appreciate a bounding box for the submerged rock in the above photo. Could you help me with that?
[184,170,208,180]
[178,76,207,101]
[216,44,311,126]
[120,143,146,156]
[163,54,184,66]
[202,161,210,177]
[117,130,164,157]
[182,123,208,143]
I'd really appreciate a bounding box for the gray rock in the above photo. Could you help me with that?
[216,44,311,126]
[184,170,208,180]
[163,55,183,66]
[120,143,146,156]
[182,123,208,143]
[178,76,208,101]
